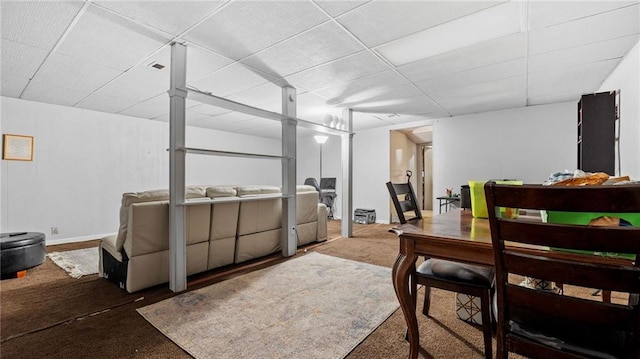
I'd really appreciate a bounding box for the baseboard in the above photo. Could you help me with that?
[46,233,115,246]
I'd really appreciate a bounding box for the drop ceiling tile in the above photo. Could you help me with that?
[0,39,49,97]
[528,59,620,94]
[56,4,170,71]
[27,53,122,96]
[21,83,91,107]
[188,63,282,98]
[352,112,392,131]
[297,92,335,124]
[529,5,640,55]
[528,35,639,72]
[337,1,503,47]
[240,22,365,79]
[416,58,525,94]
[152,111,210,125]
[284,51,388,92]
[313,0,370,17]
[528,1,638,30]
[76,93,139,114]
[183,1,328,60]
[397,33,526,82]
[94,62,168,102]
[527,93,581,106]
[188,104,231,117]
[0,1,83,51]
[341,84,423,108]
[94,1,225,36]
[352,95,441,116]
[187,46,234,81]
[119,94,169,119]
[226,82,286,111]
[313,70,409,103]
[429,76,526,115]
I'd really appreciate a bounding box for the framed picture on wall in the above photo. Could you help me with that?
[2,134,34,161]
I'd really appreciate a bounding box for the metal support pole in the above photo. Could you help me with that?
[169,43,187,292]
[281,86,297,257]
[319,143,323,182]
[341,108,353,238]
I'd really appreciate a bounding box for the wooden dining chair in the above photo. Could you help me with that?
[386,181,495,359]
[485,182,640,359]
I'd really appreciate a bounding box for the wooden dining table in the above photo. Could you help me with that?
[390,209,629,359]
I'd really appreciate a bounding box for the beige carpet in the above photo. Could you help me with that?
[137,252,399,359]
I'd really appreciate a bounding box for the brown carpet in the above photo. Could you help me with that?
[0,221,624,358]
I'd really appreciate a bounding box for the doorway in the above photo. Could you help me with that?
[389,125,433,221]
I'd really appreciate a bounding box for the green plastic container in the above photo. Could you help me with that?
[547,211,640,259]
[469,180,523,218]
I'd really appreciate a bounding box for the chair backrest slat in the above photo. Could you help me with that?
[386,181,422,224]
[485,182,640,358]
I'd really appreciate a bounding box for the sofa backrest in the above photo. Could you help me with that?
[237,185,282,236]
[116,186,206,253]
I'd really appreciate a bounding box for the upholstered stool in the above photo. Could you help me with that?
[415,258,495,359]
[0,232,46,278]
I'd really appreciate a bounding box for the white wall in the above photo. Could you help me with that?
[1,97,281,244]
[598,39,640,179]
[432,102,576,211]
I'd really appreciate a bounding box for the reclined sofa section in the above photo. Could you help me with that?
[99,185,327,293]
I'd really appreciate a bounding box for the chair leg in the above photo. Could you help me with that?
[480,289,493,359]
[422,286,432,316]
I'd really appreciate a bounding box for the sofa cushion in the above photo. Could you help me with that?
[236,185,280,197]
[296,185,317,193]
[297,190,318,224]
[116,187,205,253]
[206,186,237,198]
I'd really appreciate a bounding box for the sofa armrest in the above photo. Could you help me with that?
[316,203,328,242]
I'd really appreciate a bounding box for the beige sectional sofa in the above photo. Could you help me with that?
[99,185,327,293]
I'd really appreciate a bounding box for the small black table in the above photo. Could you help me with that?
[0,232,46,278]
[436,196,460,214]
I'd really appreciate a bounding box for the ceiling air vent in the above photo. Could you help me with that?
[148,62,165,70]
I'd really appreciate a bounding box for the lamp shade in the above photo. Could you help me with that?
[314,135,328,144]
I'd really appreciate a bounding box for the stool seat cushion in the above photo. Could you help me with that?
[418,259,494,287]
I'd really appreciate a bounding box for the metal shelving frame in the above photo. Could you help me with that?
[168,43,353,292]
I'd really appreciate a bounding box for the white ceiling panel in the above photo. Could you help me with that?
[56,4,170,71]
[284,50,388,92]
[21,82,91,108]
[27,53,121,95]
[313,0,370,17]
[528,59,620,94]
[416,58,525,94]
[183,1,328,60]
[352,112,392,131]
[187,46,234,81]
[152,111,210,125]
[93,62,168,103]
[226,82,287,110]
[188,104,231,117]
[528,1,638,30]
[340,84,423,108]
[529,35,638,72]
[94,1,225,36]
[529,5,640,55]
[397,33,526,83]
[0,1,83,51]
[240,22,365,79]
[76,93,140,114]
[352,94,441,116]
[0,39,49,97]
[313,70,409,104]
[337,0,503,47]
[119,94,169,119]
[429,76,526,115]
[188,63,283,98]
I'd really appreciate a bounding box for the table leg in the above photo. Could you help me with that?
[392,249,419,359]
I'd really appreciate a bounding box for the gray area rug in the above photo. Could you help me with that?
[137,252,399,359]
[48,247,99,278]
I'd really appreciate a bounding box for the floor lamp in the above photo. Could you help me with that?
[314,135,328,184]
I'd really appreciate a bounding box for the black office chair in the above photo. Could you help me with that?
[305,177,336,219]
[386,181,495,359]
[319,178,337,219]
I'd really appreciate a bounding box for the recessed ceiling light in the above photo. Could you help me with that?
[376,2,522,66]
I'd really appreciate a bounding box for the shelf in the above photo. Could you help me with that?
[176,147,293,160]
[178,194,293,206]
